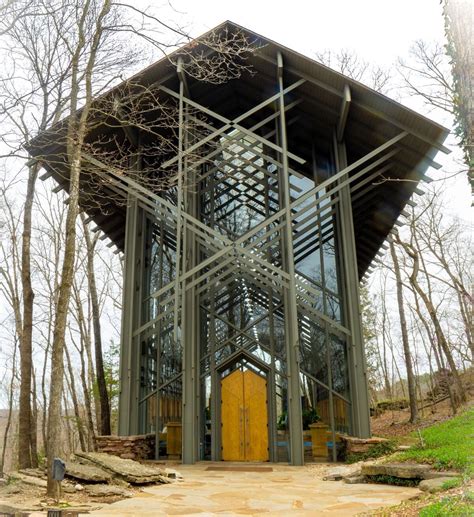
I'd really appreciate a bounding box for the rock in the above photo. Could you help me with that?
[61,483,77,494]
[0,503,24,514]
[423,470,459,480]
[75,452,166,484]
[74,483,84,491]
[396,445,412,451]
[164,468,183,480]
[85,484,133,497]
[18,468,46,479]
[3,485,21,494]
[361,462,431,479]
[95,434,155,461]
[11,472,47,488]
[0,477,8,486]
[66,461,113,482]
[344,475,366,484]
[339,436,389,455]
[323,465,361,481]
[419,477,457,493]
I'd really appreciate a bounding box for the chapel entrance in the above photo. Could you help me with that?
[221,368,269,461]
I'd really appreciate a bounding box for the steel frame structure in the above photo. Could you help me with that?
[102,51,418,466]
[26,21,449,467]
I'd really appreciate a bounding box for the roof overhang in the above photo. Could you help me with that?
[27,21,450,278]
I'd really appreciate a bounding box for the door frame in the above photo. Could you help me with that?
[215,351,275,461]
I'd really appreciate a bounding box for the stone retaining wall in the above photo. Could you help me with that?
[95,434,156,461]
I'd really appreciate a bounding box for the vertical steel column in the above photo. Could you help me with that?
[209,168,220,461]
[333,135,371,438]
[118,193,139,435]
[277,52,304,465]
[312,144,337,462]
[180,61,198,463]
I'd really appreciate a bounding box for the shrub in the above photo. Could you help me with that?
[376,398,410,411]
[345,440,396,464]
[366,474,421,487]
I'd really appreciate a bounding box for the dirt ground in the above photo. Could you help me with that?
[371,396,474,440]
[0,478,144,514]
[367,479,474,517]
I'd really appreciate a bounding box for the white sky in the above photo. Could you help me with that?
[163,0,472,219]
[171,0,446,67]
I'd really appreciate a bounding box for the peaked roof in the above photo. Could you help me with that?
[28,20,450,278]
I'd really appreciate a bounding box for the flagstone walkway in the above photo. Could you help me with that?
[89,462,419,516]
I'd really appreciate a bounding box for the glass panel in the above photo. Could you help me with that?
[200,375,211,460]
[331,337,350,398]
[299,316,329,387]
[333,395,350,434]
[275,373,289,463]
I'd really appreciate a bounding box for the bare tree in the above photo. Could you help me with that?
[389,237,419,423]
[0,0,74,468]
[394,224,466,406]
[315,48,392,94]
[81,214,110,435]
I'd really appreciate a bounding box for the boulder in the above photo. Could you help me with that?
[18,468,46,479]
[340,436,389,455]
[65,461,112,483]
[75,452,167,484]
[419,477,458,493]
[423,470,459,480]
[85,484,133,497]
[323,465,361,481]
[11,472,47,488]
[362,462,431,479]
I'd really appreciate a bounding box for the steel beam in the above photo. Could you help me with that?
[277,52,304,466]
[333,133,371,438]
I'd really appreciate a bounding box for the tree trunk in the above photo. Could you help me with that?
[82,216,111,435]
[18,162,39,469]
[64,344,87,451]
[389,239,419,422]
[72,281,97,448]
[1,338,18,475]
[396,236,466,404]
[46,149,81,496]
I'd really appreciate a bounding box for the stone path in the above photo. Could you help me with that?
[89,462,420,516]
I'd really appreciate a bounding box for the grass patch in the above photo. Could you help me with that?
[345,440,396,464]
[419,492,474,517]
[366,474,421,487]
[394,407,474,474]
[441,477,464,490]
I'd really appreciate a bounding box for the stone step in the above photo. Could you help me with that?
[361,462,459,480]
[75,452,174,485]
[419,477,459,493]
[66,461,113,483]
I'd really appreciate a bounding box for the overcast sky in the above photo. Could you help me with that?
[170,0,446,67]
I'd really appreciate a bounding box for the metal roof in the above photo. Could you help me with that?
[28,20,450,278]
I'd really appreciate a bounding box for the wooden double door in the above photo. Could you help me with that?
[221,369,269,461]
